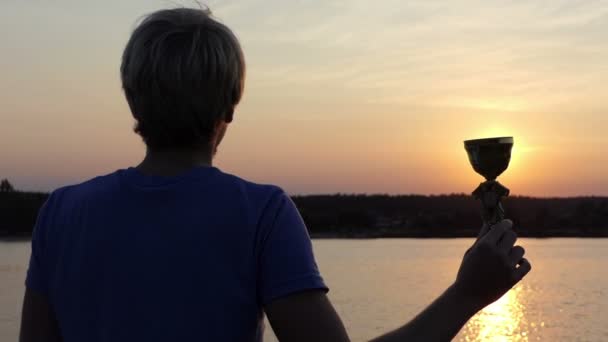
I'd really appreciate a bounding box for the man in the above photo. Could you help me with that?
[20,7,531,342]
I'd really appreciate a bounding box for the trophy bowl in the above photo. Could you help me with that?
[464,137,513,181]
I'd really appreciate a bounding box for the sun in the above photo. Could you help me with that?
[464,126,536,187]
[466,125,515,142]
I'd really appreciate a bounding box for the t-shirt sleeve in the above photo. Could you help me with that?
[257,191,328,306]
[25,192,57,296]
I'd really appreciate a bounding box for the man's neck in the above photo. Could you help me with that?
[136,147,213,177]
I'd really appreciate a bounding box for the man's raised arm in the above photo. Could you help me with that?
[265,220,531,342]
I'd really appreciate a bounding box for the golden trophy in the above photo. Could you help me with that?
[464,137,514,225]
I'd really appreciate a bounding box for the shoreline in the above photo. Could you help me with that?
[309,233,608,239]
[3,234,608,242]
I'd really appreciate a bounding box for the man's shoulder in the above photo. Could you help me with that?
[51,168,291,209]
[215,168,286,200]
[49,170,121,203]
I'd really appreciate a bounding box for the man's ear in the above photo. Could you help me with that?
[224,108,234,123]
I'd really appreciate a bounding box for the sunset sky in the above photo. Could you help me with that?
[1,0,607,196]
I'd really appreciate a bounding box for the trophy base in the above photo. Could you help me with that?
[473,180,510,226]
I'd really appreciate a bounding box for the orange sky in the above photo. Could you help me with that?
[1,0,607,196]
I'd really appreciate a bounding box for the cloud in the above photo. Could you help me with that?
[1,0,607,193]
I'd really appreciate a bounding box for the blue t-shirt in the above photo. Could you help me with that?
[26,166,327,341]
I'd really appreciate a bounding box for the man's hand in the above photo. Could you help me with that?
[267,220,532,342]
[372,220,532,342]
[453,219,531,311]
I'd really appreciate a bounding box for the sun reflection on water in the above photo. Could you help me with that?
[460,286,530,341]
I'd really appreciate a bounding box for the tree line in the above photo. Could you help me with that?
[0,180,48,236]
[1,179,607,238]
[292,194,608,237]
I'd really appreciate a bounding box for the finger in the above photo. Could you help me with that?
[481,219,512,244]
[509,246,525,267]
[476,223,491,240]
[499,230,517,251]
[513,258,532,283]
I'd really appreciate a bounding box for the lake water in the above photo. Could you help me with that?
[1,239,606,341]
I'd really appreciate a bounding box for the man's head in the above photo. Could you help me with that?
[121,8,245,154]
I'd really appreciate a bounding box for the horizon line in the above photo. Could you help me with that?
[5,189,607,200]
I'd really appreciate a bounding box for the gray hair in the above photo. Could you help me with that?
[121,7,245,149]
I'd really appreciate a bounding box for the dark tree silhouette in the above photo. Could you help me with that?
[1,191,608,237]
[291,194,608,238]
[0,190,47,236]
[0,179,14,193]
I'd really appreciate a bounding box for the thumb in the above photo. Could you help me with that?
[474,219,513,245]
[466,223,490,257]
[476,223,491,240]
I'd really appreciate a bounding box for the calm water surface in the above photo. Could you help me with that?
[1,239,606,341]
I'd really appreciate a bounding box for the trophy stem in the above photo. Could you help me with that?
[472,180,510,226]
